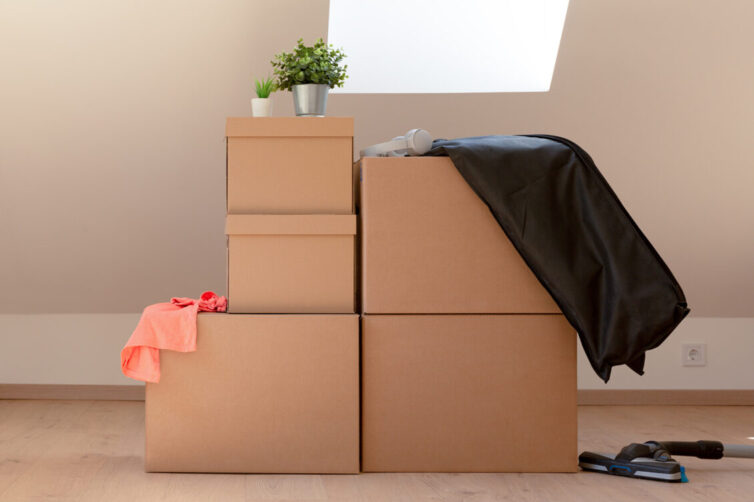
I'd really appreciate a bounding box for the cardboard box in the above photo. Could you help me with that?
[145,313,359,473]
[225,214,356,313]
[361,314,577,472]
[227,117,353,214]
[359,156,560,314]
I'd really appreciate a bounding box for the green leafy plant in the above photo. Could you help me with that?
[271,38,348,91]
[254,76,276,99]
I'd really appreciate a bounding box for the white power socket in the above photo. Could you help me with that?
[682,343,707,367]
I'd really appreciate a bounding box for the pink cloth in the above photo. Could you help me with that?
[121,291,227,383]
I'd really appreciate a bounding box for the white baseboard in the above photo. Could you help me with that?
[577,389,754,405]
[1,385,751,405]
[0,384,144,400]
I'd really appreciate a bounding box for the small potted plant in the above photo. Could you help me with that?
[251,76,275,117]
[271,38,347,117]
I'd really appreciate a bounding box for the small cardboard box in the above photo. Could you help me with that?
[359,156,560,314]
[225,214,356,313]
[227,117,353,214]
[361,314,577,473]
[145,313,360,474]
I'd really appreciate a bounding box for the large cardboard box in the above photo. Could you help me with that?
[227,117,353,214]
[359,156,559,314]
[145,313,359,473]
[225,214,356,313]
[361,314,577,473]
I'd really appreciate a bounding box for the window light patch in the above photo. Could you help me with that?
[327,0,569,93]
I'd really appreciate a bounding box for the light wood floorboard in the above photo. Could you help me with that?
[1,401,754,501]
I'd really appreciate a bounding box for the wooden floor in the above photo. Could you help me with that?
[1,401,754,501]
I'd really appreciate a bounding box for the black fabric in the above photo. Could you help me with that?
[426,135,689,382]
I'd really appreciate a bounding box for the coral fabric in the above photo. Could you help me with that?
[121,291,227,383]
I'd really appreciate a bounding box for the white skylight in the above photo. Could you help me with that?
[327,0,569,93]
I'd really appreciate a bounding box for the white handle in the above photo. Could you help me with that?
[723,444,754,458]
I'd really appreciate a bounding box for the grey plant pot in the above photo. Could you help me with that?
[292,84,329,117]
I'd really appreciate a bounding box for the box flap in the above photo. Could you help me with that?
[226,117,353,138]
[226,214,356,236]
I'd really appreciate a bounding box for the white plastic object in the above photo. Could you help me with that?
[360,129,433,157]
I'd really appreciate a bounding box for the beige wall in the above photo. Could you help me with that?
[1,0,753,316]
[2,314,752,389]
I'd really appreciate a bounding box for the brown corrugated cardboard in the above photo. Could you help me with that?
[226,214,356,236]
[361,314,577,473]
[359,156,560,314]
[226,117,354,137]
[145,313,359,473]
[227,117,353,214]
[225,214,356,313]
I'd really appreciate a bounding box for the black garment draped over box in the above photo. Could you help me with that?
[426,135,689,382]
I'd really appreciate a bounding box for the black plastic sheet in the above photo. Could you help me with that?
[427,135,689,381]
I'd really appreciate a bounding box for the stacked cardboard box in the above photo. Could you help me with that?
[145,118,360,473]
[359,156,578,472]
[144,121,576,474]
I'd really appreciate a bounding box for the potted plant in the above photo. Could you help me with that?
[251,76,275,117]
[271,38,347,117]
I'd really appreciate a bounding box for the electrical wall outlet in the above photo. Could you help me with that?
[682,343,707,367]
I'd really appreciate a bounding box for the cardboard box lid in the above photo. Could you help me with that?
[225,214,356,236]
[226,117,354,138]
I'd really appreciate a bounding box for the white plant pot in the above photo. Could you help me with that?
[251,98,272,117]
